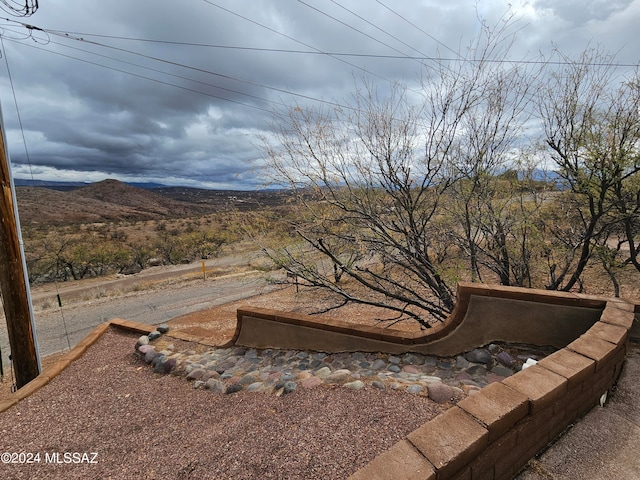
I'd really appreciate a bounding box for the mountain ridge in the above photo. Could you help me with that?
[15,179,215,225]
[14,178,290,225]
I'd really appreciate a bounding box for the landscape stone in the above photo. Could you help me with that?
[455,356,470,369]
[325,369,352,384]
[225,383,244,394]
[466,365,488,376]
[427,383,454,403]
[201,371,220,382]
[246,382,265,392]
[491,365,514,377]
[343,380,365,390]
[206,379,226,393]
[406,384,423,395]
[283,381,297,394]
[148,331,162,341]
[152,355,167,373]
[156,324,170,334]
[371,359,387,370]
[144,350,159,364]
[496,351,515,367]
[137,344,154,355]
[402,365,421,374]
[186,369,206,381]
[423,356,438,367]
[300,376,323,389]
[388,355,401,365]
[162,358,177,374]
[465,348,493,364]
[136,335,150,347]
[245,348,258,358]
[402,353,421,364]
[314,367,332,379]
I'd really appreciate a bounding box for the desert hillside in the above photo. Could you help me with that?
[14,179,250,225]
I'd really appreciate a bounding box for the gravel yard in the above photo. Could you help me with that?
[0,328,453,480]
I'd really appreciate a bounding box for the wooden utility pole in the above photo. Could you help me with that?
[0,106,40,388]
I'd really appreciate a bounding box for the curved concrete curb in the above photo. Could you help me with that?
[233,283,607,356]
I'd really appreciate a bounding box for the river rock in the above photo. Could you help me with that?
[465,348,493,365]
[496,351,515,367]
[137,344,154,355]
[206,379,226,393]
[225,383,244,394]
[406,384,424,394]
[427,383,454,403]
[300,376,323,389]
[343,380,365,390]
[371,359,387,370]
[148,331,162,341]
[325,369,352,384]
[314,367,332,379]
[186,368,206,381]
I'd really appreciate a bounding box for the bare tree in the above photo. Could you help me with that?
[259,16,542,326]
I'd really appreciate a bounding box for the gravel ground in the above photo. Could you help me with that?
[0,328,453,480]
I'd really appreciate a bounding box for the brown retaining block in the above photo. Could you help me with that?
[457,382,529,442]
[407,407,489,479]
[347,292,635,480]
[501,364,568,415]
[348,440,436,480]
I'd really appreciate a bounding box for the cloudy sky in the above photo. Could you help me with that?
[0,0,638,189]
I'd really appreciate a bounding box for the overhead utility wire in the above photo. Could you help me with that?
[3,38,275,114]
[200,0,398,87]
[326,0,449,63]
[10,18,637,68]
[26,36,294,111]
[13,23,352,112]
[375,0,461,59]
[298,0,422,63]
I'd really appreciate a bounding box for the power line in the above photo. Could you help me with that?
[15,26,353,111]
[3,17,638,69]
[3,38,276,114]
[0,0,37,17]
[326,0,440,62]
[199,0,403,87]
[297,0,459,82]
[375,0,461,59]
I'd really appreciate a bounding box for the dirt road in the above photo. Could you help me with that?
[0,253,281,376]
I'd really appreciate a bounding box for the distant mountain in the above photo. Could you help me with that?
[13,178,167,191]
[14,179,291,225]
[13,179,90,191]
[15,179,213,225]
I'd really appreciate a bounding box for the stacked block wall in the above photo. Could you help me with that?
[348,300,634,480]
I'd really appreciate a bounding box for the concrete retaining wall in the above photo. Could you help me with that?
[348,298,634,480]
[232,283,635,479]
[233,282,606,356]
